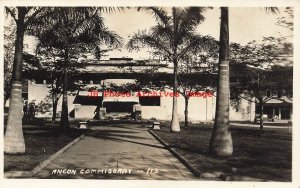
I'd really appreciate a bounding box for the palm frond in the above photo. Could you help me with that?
[127,30,172,58]
[32,7,123,60]
[96,29,123,48]
[177,7,207,37]
[138,7,171,26]
[265,7,280,14]
[178,35,217,59]
[128,6,211,64]
[5,7,17,22]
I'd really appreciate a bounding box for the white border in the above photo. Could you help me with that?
[1,1,299,188]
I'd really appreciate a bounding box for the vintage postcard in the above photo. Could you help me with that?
[1,0,299,188]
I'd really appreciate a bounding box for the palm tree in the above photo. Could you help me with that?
[209,7,279,156]
[4,7,46,154]
[209,7,233,156]
[31,8,122,130]
[127,7,214,132]
[4,7,122,154]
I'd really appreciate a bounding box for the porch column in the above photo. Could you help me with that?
[278,108,281,119]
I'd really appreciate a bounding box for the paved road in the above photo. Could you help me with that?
[35,124,195,180]
[231,123,291,129]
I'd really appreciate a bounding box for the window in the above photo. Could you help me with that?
[139,96,160,106]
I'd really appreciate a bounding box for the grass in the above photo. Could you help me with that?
[153,123,291,181]
[4,122,87,172]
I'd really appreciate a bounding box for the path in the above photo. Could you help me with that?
[35,124,195,180]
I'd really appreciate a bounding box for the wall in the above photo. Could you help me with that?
[74,105,98,119]
[140,89,216,122]
[28,82,76,118]
[140,89,255,122]
[27,83,255,122]
[229,99,256,122]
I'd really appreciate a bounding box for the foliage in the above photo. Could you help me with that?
[276,7,293,31]
[4,19,42,102]
[30,8,123,125]
[127,7,215,132]
[177,48,218,98]
[230,37,293,104]
[4,7,53,154]
[3,24,15,102]
[127,7,215,62]
[5,7,48,30]
[29,7,123,55]
[4,8,49,103]
[230,37,293,133]
[177,50,218,127]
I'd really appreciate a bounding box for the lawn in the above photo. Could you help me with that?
[153,123,292,181]
[4,122,87,172]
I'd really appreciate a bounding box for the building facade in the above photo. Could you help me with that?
[18,58,261,122]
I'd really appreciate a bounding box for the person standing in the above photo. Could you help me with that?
[23,101,28,120]
[29,102,36,120]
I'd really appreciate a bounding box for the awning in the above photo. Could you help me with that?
[265,97,293,107]
[101,79,139,103]
[77,91,103,97]
[104,79,136,86]
[102,96,139,103]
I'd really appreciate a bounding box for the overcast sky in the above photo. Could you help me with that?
[101,7,293,60]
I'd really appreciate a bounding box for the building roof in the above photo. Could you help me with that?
[265,96,292,106]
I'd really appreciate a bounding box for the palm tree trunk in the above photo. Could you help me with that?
[4,9,26,154]
[184,96,189,127]
[170,58,180,132]
[59,49,70,130]
[259,102,264,135]
[4,90,10,106]
[52,99,58,123]
[209,7,233,156]
[51,77,60,123]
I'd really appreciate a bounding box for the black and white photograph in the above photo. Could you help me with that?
[1,0,299,187]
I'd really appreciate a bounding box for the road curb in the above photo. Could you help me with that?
[148,129,267,181]
[148,130,203,178]
[5,134,86,178]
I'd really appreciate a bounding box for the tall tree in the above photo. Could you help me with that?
[209,7,233,156]
[4,24,15,105]
[230,38,293,134]
[35,47,66,122]
[127,7,214,132]
[177,50,218,127]
[209,7,280,156]
[4,7,46,154]
[31,8,122,130]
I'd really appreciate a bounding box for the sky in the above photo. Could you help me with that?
[101,7,293,60]
[8,7,291,60]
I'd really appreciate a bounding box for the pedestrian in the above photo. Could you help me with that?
[29,102,36,120]
[94,105,100,120]
[23,101,28,120]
